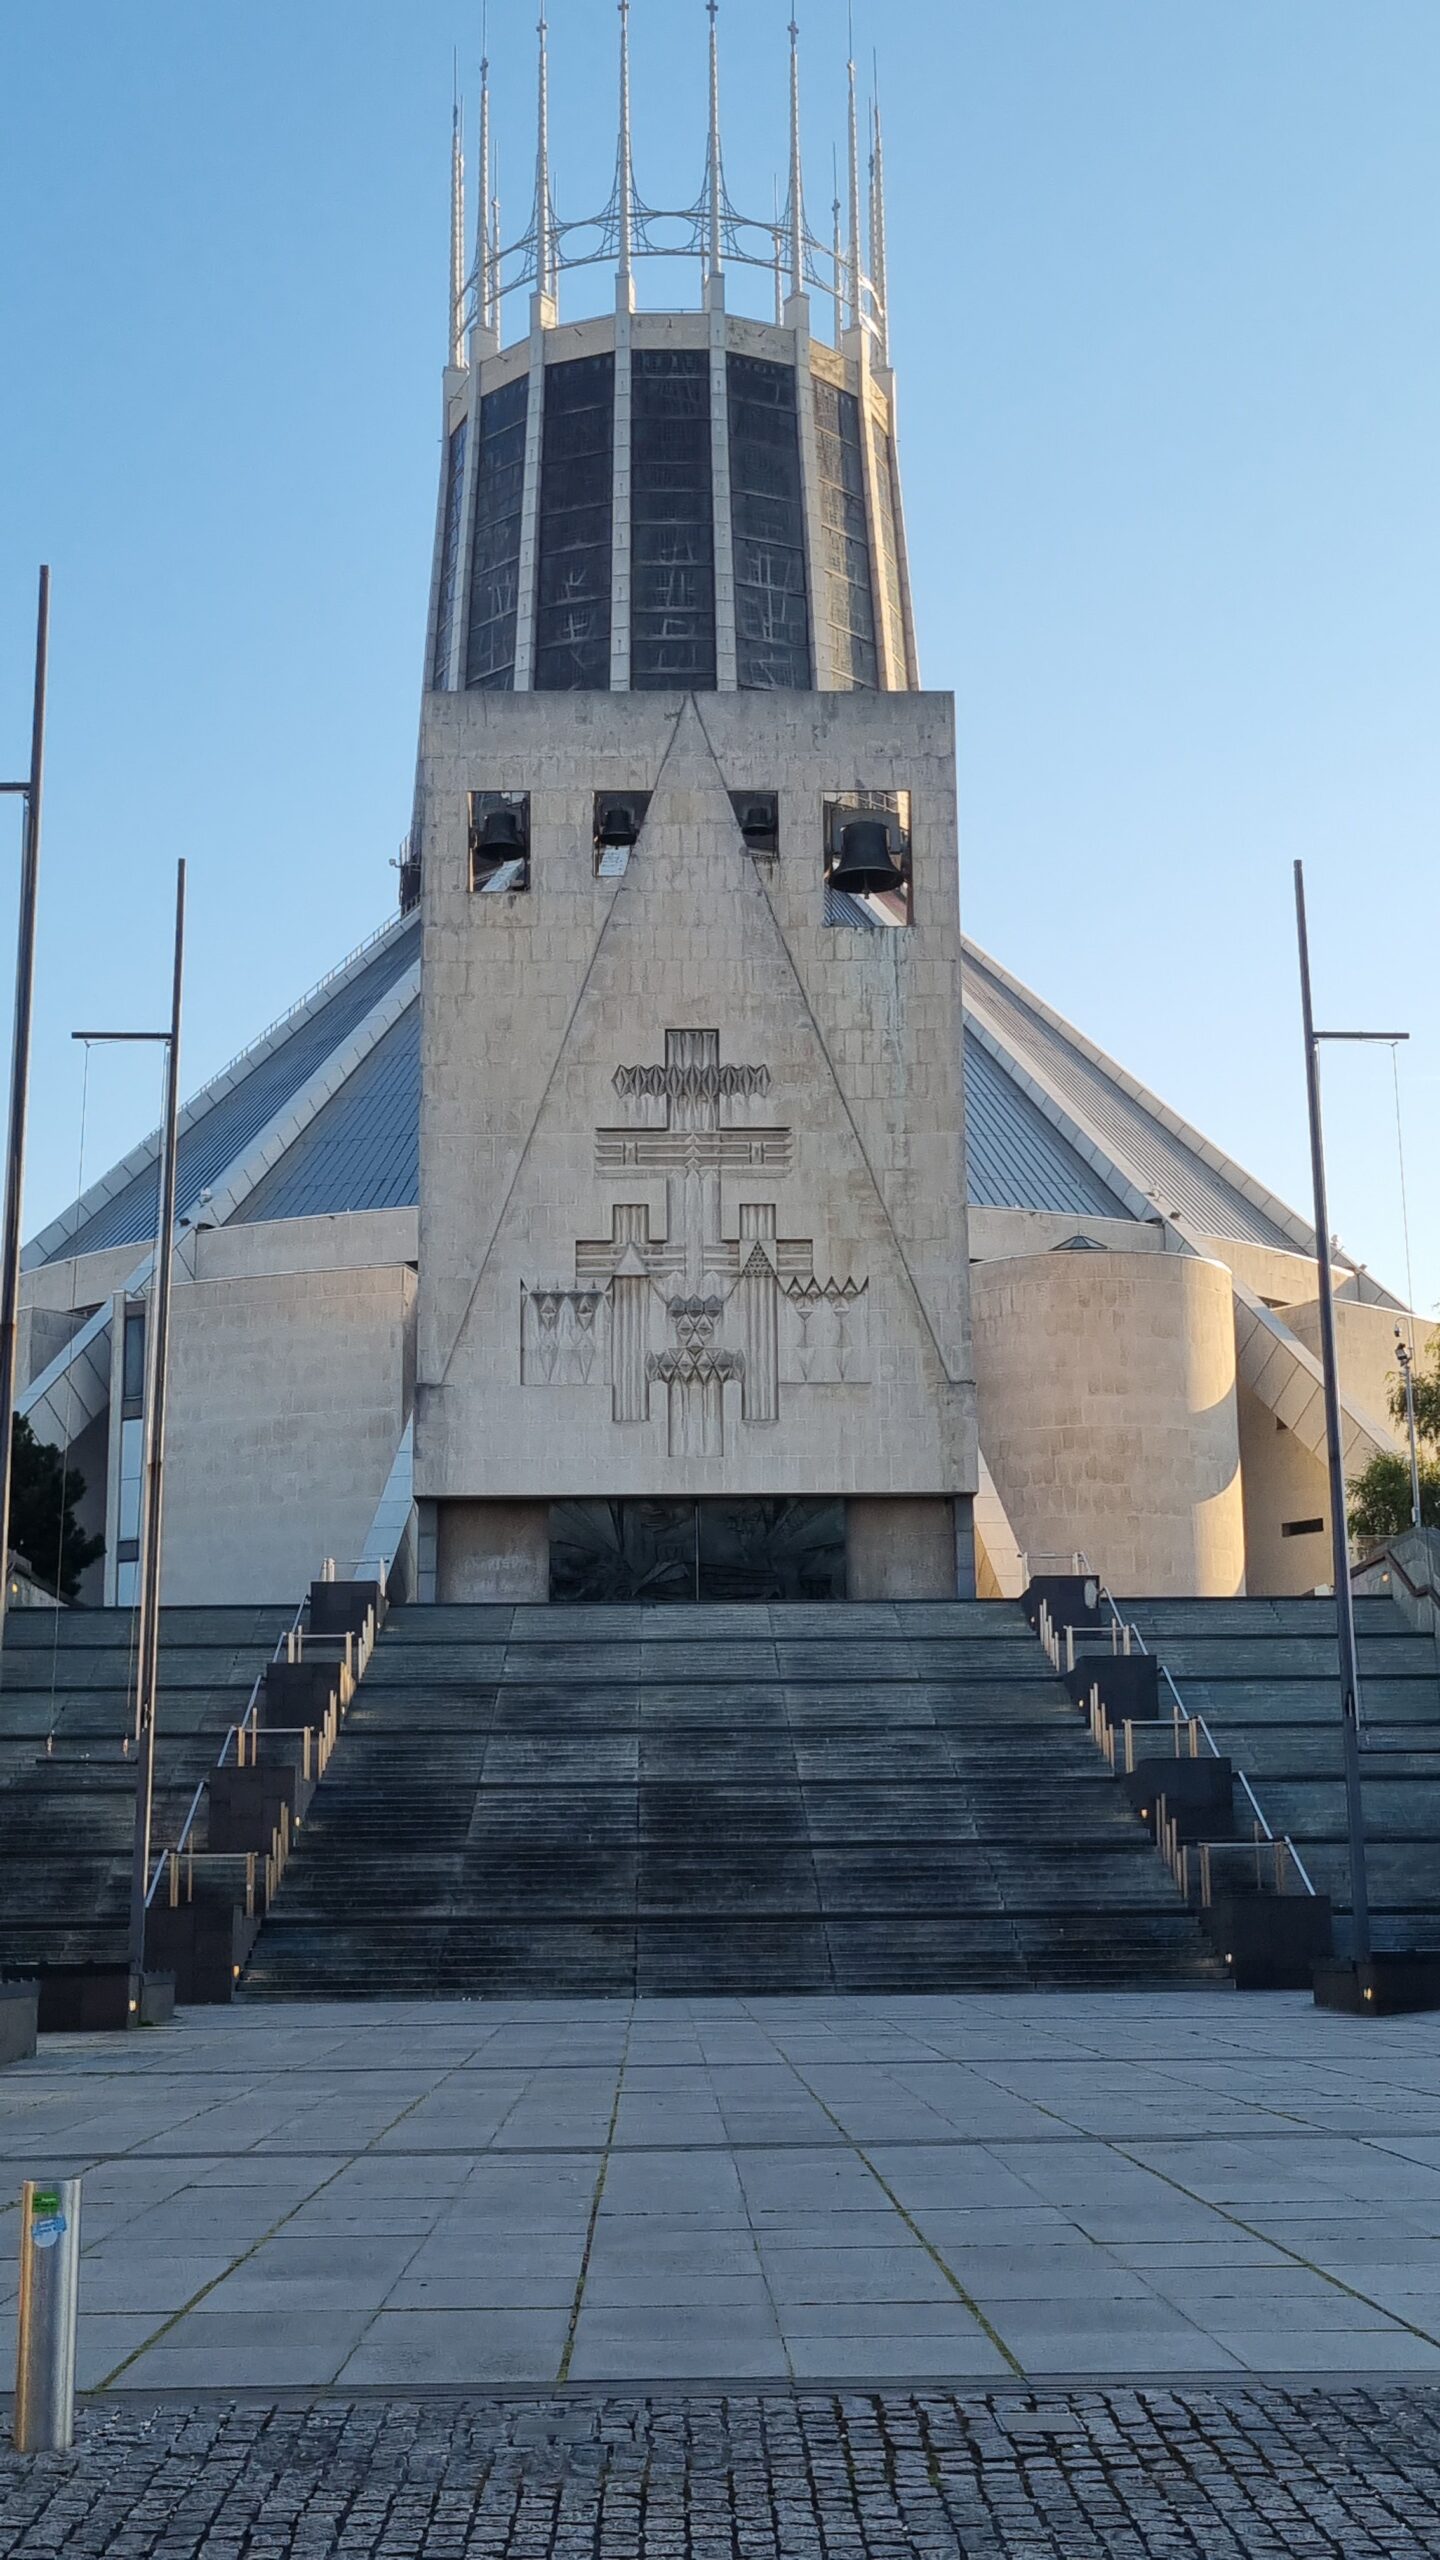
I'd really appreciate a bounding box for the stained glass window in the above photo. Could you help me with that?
[431,417,468,689]
[465,377,528,691]
[726,354,811,690]
[535,353,614,691]
[812,380,878,689]
[871,425,910,687]
[630,350,716,689]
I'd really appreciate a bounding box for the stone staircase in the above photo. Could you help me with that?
[243,1600,1223,1997]
[1122,1595,1440,1955]
[0,1606,293,1974]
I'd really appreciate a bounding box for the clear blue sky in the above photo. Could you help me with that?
[2,1,1436,1306]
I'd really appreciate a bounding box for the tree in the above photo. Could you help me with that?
[1388,1331,1440,1447]
[1348,1450,1440,1546]
[1347,1330,1440,1548]
[8,1414,105,1601]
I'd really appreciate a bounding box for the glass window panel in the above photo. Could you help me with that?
[431,417,468,689]
[465,377,528,692]
[118,1414,144,1544]
[535,354,614,690]
[871,424,909,686]
[629,351,715,690]
[727,354,811,689]
[812,379,878,690]
[121,1305,146,1411]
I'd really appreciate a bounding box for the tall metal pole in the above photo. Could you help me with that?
[1294,858,1371,1962]
[0,568,50,1667]
[125,860,186,1978]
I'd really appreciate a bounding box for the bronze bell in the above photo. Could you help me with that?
[829,816,905,898]
[596,800,642,849]
[477,806,527,856]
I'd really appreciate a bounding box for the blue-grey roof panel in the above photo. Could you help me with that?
[47,914,420,1262]
[35,906,1300,1256]
[963,1033,1132,1218]
[962,947,1304,1253]
[235,1003,421,1223]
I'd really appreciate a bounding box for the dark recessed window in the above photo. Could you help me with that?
[121,1305,146,1414]
[469,792,530,893]
[730,791,779,856]
[593,792,652,878]
[823,790,912,929]
[1281,1518,1325,1539]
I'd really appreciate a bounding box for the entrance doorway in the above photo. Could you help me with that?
[548,1499,846,1604]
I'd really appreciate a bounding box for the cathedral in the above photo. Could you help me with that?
[14,13,1427,1614]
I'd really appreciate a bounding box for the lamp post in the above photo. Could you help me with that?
[0,569,51,1667]
[77,860,186,1978]
[1294,859,1410,1966]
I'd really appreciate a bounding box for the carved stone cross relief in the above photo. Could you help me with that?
[521,1030,868,1455]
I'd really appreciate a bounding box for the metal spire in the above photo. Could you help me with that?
[870,68,890,361]
[491,148,501,330]
[831,153,844,349]
[786,18,804,301]
[846,15,863,333]
[617,0,634,301]
[535,12,555,305]
[476,13,493,333]
[706,0,724,285]
[450,68,466,366]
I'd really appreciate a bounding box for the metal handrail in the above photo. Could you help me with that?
[142,1567,379,1911]
[1048,1568,1318,1901]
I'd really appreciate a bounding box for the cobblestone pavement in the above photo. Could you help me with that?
[7,2385,1440,2556]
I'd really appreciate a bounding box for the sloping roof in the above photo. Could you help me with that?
[234,1005,422,1223]
[962,1031,1130,1218]
[31,912,420,1264]
[961,940,1313,1254]
[28,909,1317,1257]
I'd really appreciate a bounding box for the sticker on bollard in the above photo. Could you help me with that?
[29,2193,67,2249]
[14,2175,82,2454]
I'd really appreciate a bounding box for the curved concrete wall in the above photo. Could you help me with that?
[972,1248,1245,1597]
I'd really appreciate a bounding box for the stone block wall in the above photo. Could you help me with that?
[415,689,976,1551]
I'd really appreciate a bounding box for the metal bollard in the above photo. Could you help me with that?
[14,2177,82,2452]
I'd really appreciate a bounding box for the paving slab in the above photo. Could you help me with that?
[6,1991,1440,2387]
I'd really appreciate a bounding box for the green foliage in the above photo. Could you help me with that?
[1347,1449,1440,1547]
[1388,1332,1440,1449]
[9,1413,105,1602]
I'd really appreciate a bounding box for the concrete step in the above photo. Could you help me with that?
[246,1601,1223,2000]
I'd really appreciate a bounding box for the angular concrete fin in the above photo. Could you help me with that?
[631,691,746,857]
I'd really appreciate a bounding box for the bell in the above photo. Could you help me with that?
[740,797,778,849]
[596,800,642,849]
[830,816,905,898]
[477,805,527,856]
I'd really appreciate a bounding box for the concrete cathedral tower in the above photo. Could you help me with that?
[412,9,977,1603]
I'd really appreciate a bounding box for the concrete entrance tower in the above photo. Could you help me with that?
[412,14,976,1602]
